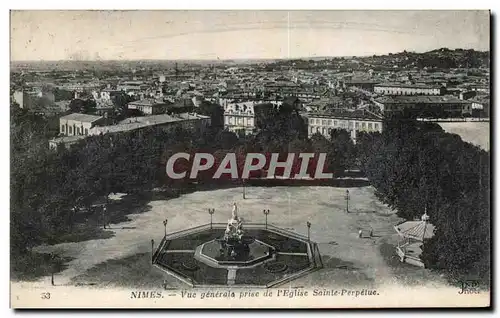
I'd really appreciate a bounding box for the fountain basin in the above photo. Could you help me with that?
[194,238,275,268]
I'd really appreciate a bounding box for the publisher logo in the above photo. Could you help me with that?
[458,280,481,295]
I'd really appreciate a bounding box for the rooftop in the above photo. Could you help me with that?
[60,113,103,122]
[395,220,435,241]
[176,113,210,120]
[90,122,150,134]
[128,99,167,107]
[344,80,380,84]
[470,95,490,104]
[120,81,145,85]
[118,114,182,126]
[49,135,87,144]
[375,95,470,104]
[117,113,209,126]
[90,113,210,135]
[376,82,442,89]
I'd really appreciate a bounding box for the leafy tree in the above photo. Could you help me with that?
[69,99,97,114]
[215,130,239,150]
[197,101,224,129]
[330,129,356,172]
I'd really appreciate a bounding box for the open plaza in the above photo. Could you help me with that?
[16,185,449,291]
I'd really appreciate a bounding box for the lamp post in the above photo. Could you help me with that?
[306,221,311,242]
[151,239,155,264]
[344,189,350,213]
[50,253,56,286]
[242,179,246,199]
[208,208,215,229]
[263,209,270,229]
[103,205,107,229]
[163,219,168,237]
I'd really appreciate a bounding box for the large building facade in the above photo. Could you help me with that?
[222,100,282,135]
[59,113,104,136]
[128,99,168,115]
[50,113,211,149]
[374,96,473,117]
[223,101,256,135]
[306,110,383,143]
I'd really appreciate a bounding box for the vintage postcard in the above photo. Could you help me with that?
[9,10,491,308]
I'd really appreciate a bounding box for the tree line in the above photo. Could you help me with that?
[357,117,490,285]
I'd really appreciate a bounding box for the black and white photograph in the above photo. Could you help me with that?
[8,9,491,308]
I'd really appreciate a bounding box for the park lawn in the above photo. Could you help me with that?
[71,252,182,289]
[11,252,74,282]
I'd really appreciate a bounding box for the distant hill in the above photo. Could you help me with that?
[10,48,490,72]
[363,48,490,69]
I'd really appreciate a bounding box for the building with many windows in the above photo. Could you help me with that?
[374,95,473,117]
[128,99,169,115]
[223,101,256,135]
[344,80,380,92]
[470,95,490,117]
[222,100,283,135]
[374,83,445,96]
[117,81,148,95]
[305,109,383,143]
[222,98,303,135]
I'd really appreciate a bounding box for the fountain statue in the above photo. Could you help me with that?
[232,202,238,220]
[218,203,252,259]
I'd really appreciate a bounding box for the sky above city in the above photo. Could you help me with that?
[10,10,490,61]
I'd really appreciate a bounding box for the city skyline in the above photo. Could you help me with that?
[11,10,490,61]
